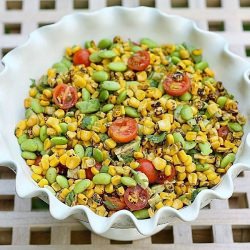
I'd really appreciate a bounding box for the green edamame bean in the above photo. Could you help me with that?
[217,96,227,108]
[74,144,85,158]
[39,125,48,142]
[84,40,92,49]
[101,103,114,113]
[125,106,140,118]
[89,52,102,63]
[25,108,35,119]
[228,122,242,132]
[196,164,210,172]
[195,61,208,71]
[92,71,109,82]
[158,81,165,94]
[52,62,68,73]
[220,153,236,168]
[98,38,113,49]
[179,92,192,101]
[133,209,150,219]
[74,179,91,194]
[59,123,68,135]
[85,147,93,157]
[171,51,180,57]
[101,81,121,91]
[61,57,72,69]
[183,141,196,151]
[140,38,158,48]
[99,89,109,102]
[174,105,185,123]
[56,175,69,188]
[117,90,127,104]
[198,142,212,155]
[121,176,136,187]
[171,56,181,64]
[21,139,38,152]
[21,151,37,160]
[131,46,142,52]
[76,99,100,114]
[51,136,68,145]
[173,132,185,144]
[18,134,28,144]
[33,137,44,152]
[81,115,98,129]
[46,168,57,184]
[99,50,116,59]
[31,99,44,114]
[180,105,193,121]
[82,88,90,101]
[93,148,103,162]
[100,165,109,173]
[108,62,127,72]
[93,173,111,185]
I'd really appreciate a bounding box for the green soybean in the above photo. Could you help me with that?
[117,90,127,104]
[196,164,210,172]
[89,52,102,63]
[121,176,137,187]
[125,106,140,118]
[98,38,113,49]
[61,57,72,69]
[85,147,93,157]
[21,139,38,152]
[18,134,28,144]
[25,108,35,119]
[183,141,196,151]
[220,153,236,168]
[99,89,109,102]
[93,148,103,162]
[82,88,90,101]
[228,122,242,132]
[56,175,69,188]
[33,137,44,152]
[84,40,92,49]
[133,209,150,219]
[180,105,193,121]
[179,92,192,101]
[99,50,116,59]
[93,173,111,185]
[108,62,127,72]
[21,151,37,160]
[217,96,227,108]
[100,165,109,173]
[131,46,142,52]
[198,142,212,155]
[140,38,158,48]
[59,123,68,135]
[76,99,100,114]
[92,71,109,82]
[52,62,68,73]
[171,56,181,64]
[46,168,57,184]
[81,115,98,129]
[101,103,114,113]
[39,125,48,142]
[74,144,85,158]
[74,179,91,194]
[101,81,120,91]
[195,61,208,71]
[173,132,185,145]
[51,136,68,145]
[31,99,44,114]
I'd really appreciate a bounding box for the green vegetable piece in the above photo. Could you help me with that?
[101,81,121,91]
[220,153,236,168]
[59,123,68,134]
[85,147,93,157]
[65,111,75,117]
[117,90,127,104]
[65,191,75,206]
[100,165,109,173]
[21,151,37,160]
[31,99,44,114]
[18,134,28,144]
[174,105,185,123]
[140,38,158,48]
[195,61,208,71]
[131,46,142,52]
[147,132,166,144]
[21,139,38,152]
[93,148,103,162]
[99,89,109,102]
[101,103,114,113]
[76,99,100,114]
[82,88,91,101]
[180,105,193,121]
[173,132,185,145]
[89,52,102,63]
[93,173,111,185]
[199,142,212,155]
[121,176,137,187]
[133,209,150,219]
[81,115,98,129]
[217,96,227,108]
[25,108,35,119]
[132,170,149,189]
[46,168,57,184]
[51,136,68,145]
[56,175,69,188]
[99,133,109,142]
[191,187,207,202]
[92,71,109,82]
[52,62,68,73]
[39,125,48,142]
[150,79,158,88]
[125,106,140,118]
[74,144,85,158]
[99,50,116,59]
[196,164,210,172]
[228,122,242,132]
[179,92,192,101]
[98,38,113,49]
[183,141,197,151]
[126,81,139,88]
[171,56,181,64]
[74,179,91,194]
[84,40,92,49]
[33,137,44,152]
[108,62,127,72]
[61,57,72,69]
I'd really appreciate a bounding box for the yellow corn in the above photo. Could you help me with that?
[117,186,125,196]
[80,130,92,141]
[128,97,140,108]
[183,155,193,166]
[66,155,81,169]
[29,87,38,97]
[64,116,72,123]
[188,173,198,185]
[186,163,196,173]
[51,182,61,192]
[152,157,166,171]
[67,122,77,132]
[155,201,164,210]
[178,150,188,163]
[207,103,218,116]
[136,71,147,82]
[105,183,114,193]
[133,152,143,159]
[31,165,43,175]
[209,175,221,185]
[94,185,105,195]
[73,75,86,88]
[164,165,172,176]
[59,153,67,165]
[27,114,38,127]
[186,132,197,141]
[77,194,88,205]
[77,169,86,179]
[41,156,50,170]
[130,161,140,169]
[44,138,52,150]
[38,178,49,188]
[166,134,174,145]
[32,125,40,137]
[173,154,181,165]
[111,175,121,186]
[135,89,146,101]
[27,159,35,166]
[47,128,57,136]
[16,120,27,130]
[32,173,43,182]
[177,172,187,181]
[85,189,94,198]
[60,188,70,199]
[92,132,100,143]
[108,165,116,176]
[207,172,218,181]
[175,165,185,173]
[158,119,171,132]
[91,166,99,175]
[49,156,59,168]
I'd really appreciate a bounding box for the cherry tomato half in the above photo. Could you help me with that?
[217,126,229,139]
[53,84,78,110]
[156,166,176,184]
[85,163,102,180]
[124,185,149,211]
[108,117,138,143]
[163,72,191,96]
[128,50,150,71]
[136,159,158,184]
[103,195,126,211]
[73,49,91,67]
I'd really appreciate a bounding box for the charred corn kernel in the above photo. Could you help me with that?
[105,183,114,193]
[188,173,198,185]
[152,157,167,171]
[178,150,188,163]
[108,165,116,176]
[166,134,174,145]
[85,189,94,198]
[207,103,218,116]
[27,114,38,127]
[175,165,185,173]
[77,169,86,179]
[51,182,61,192]
[117,186,125,196]
[186,163,196,173]
[80,130,92,141]
[59,154,67,165]
[173,154,181,165]
[128,97,140,108]
[38,178,48,188]
[164,165,172,176]
[32,173,43,182]
[136,71,147,82]
[94,184,105,195]
[60,188,70,199]
[92,132,100,143]
[111,175,122,186]
[41,156,49,170]
[135,89,146,101]
[207,172,217,181]
[172,199,183,209]
[155,201,164,210]
[210,175,221,185]
[186,132,197,141]
[158,119,171,132]
[68,122,77,132]
[27,159,35,166]
[66,155,81,169]
[91,166,99,175]
[133,152,143,159]
[31,165,43,175]
[177,172,187,181]
[78,194,88,205]
[64,116,72,123]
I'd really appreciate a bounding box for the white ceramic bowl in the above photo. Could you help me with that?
[1,7,250,241]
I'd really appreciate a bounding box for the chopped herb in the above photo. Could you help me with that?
[191,187,207,202]
[65,191,75,206]
[30,78,36,88]
[147,132,166,144]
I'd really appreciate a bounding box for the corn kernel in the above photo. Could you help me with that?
[105,183,114,194]
[66,155,81,169]
[158,119,171,132]
[41,156,50,170]
[172,199,183,209]
[186,132,197,141]
[31,165,43,175]
[27,114,38,127]
[49,156,59,167]
[117,186,125,196]
[77,169,86,179]
[77,193,88,205]
[85,189,94,198]
[177,172,187,181]
[175,165,185,173]
[188,173,198,185]
[108,165,116,176]
[111,175,121,186]
[32,173,43,182]
[128,97,140,108]
[173,154,181,165]
[80,130,92,141]
[164,165,172,176]
[166,134,174,145]
[51,182,61,192]
[60,188,70,199]
[26,159,35,166]
[152,157,166,171]
[44,138,52,150]
[92,132,100,143]
[186,163,196,173]
[38,178,49,188]
[155,201,164,210]
[207,172,217,181]
[136,71,147,82]
[94,184,105,195]
[207,103,218,116]
[135,89,146,101]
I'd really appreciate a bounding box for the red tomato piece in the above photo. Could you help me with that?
[163,72,191,96]
[217,126,229,139]
[53,84,78,110]
[86,163,102,180]
[34,156,42,166]
[108,117,138,143]
[103,195,126,211]
[156,166,176,184]
[128,50,150,71]
[124,185,149,211]
[73,49,90,66]
[136,159,158,184]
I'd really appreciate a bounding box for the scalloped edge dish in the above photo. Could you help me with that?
[0,7,250,241]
